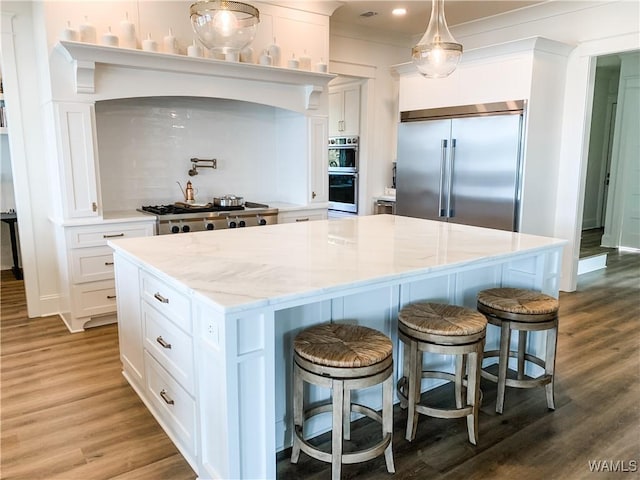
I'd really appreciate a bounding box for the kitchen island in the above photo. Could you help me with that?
[109,214,565,479]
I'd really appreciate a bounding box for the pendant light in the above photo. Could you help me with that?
[412,0,462,78]
[190,1,260,54]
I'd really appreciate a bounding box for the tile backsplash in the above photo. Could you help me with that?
[96,96,307,211]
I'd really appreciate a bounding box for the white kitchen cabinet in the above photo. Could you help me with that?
[328,83,360,136]
[60,220,154,332]
[308,116,329,204]
[54,102,101,219]
[114,260,198,469]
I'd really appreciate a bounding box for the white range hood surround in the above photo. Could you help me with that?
[55,41,334,113]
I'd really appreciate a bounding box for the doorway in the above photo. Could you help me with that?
[580,55,620,260]
[578,51,640,277]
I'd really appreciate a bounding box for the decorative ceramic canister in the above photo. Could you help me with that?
[267,38,281,66]
[119,12,137,49]
[142,33,158,52]
[187,39,203,58]
[163,28,179,54]
[299,50,311,71]
[101,27,119,47]
[78,16,97,43]
[60,20,79,41]
[287,53,299,69]
[259,50,272,66]
[315,58,328,73]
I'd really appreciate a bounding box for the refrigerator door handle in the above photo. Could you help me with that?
[439,139,448,217]
[448,138,456,218]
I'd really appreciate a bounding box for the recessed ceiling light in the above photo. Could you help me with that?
[392,8,407,16]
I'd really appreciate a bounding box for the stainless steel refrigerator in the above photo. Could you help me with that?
[396,101,525,232]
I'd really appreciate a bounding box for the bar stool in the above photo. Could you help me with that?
[477,287,559,414]
[291,323,395,480]
[396,302,487,445]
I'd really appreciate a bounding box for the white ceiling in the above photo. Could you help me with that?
[331,0,547,37]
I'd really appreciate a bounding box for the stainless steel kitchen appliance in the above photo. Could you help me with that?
[329,135,359,213]
[138,201,278,234]
[396,101,525,232]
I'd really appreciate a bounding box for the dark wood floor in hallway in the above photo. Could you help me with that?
[1,248,638,479]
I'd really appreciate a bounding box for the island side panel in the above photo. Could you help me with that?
[196,302,276,480]
[113,251,144,390]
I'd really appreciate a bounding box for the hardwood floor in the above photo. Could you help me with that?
[1,248,638,479]
[579,227,617,258]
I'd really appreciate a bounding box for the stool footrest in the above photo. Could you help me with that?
[482,350,550,388]
[294,403,391,466]
[397,375,475,419]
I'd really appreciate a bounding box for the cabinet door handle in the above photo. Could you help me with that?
[159,389,175,405]
[103,233,125,238]
[92,202,98,212]
[154,292,169,304]
[295,218,310,222]
[104,261,114,266]
[156,336,172,349]
[106,295,116,299]
[312,191,317,199]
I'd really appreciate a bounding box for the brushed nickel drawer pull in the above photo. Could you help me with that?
[159,389,174,405]
[154,292,169,304]
[105,261,114,266]
[103,233,125,238]
[106,295,116,299]
[295,218,310,222]
[156,336,172,349]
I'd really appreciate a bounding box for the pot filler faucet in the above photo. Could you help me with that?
[188,157,217,176]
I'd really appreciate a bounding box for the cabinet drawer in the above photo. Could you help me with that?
[143,302,194,394]
[72,280,117,317]
[145,351,196,457]
[141,272,191,334]
[71,246,114,283]
[278,209,327,224]
[67,222,154,248]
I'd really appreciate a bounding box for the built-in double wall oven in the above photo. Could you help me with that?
[328,136,359,213]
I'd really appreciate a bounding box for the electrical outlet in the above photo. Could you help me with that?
[206,322,218,344]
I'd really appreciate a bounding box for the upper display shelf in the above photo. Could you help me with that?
[55,41,335,111]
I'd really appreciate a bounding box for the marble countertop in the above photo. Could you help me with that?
[109,215,566,313]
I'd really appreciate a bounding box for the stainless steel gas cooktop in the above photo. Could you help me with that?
[138,202,278,234]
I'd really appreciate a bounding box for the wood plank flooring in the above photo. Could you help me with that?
[1,248,639,479]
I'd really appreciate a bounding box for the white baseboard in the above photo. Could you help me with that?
[578,253,608,275]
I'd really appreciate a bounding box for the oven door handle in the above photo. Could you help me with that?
[329,171,358,177]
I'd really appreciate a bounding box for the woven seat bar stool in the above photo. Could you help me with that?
[477,287,559,414]
[291,323,395,480]
[396,302,487,445]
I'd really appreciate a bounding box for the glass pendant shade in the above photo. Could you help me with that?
[190,1,260,54]
[412,0,462,78]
